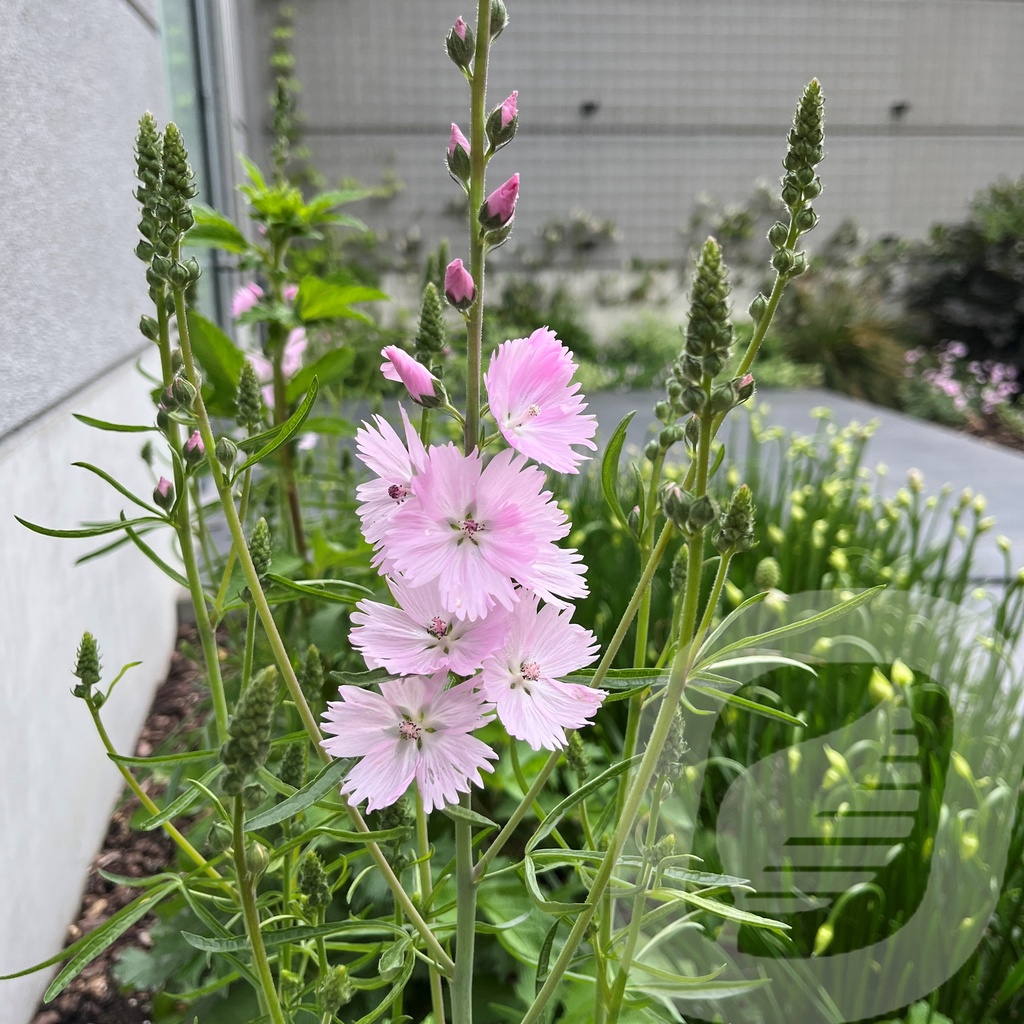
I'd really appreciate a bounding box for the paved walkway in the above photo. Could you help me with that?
[588,388,1024,581]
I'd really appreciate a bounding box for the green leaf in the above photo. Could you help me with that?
[185,203,250,253]
[286,347,355,403]
[15,514,161,540]
[687,684,805,727]
[564,667,668,687]
[138,766,223,830]
[601,410,636,529]
[109,747,219,767]
[647,886,788,933]
[73,413,154,433]
[379,936,411,982]
[121,516,190,589]
[527,754,643,853]
[296,276,386,323]
[996,957,1024,1009]
[0,880,178,993]
[350,946,415,1024]
[297,415,356,437]
[185,311,245,417]
[441,803,498,831]
[264,573,373,605]
[702,587,884,661]
[244,756,346,831]
[181,920,404,954]
[235,377,319,474]
[523,856,590,915]
[536,919,561,995]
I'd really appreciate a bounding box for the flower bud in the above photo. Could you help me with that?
[566,731,590,782]
[754,556,781,591]
[245,841,269,882]
[654,400,672,424]
[183,429,205,467]
[182,255,202,284]
[444,258,476,310]
[381,345,440,405]
[415,282,448,359]
[489,0,508,39]
[715,484,755,552]
[278,740,308,790]
[205,820,232,856]
[735,373,755,403]
[249,517,272,579]
[767,221,789,248]
[486,90,518,151]
[626,505,641,536]
[795,207,819,234]
[139,314,159,341]
[170,374,197,410]
[153,476,175,511]
[684,416,700,451]
[447,123,471,183]
[73,632,102,698]
[644,439,660,462]
[221,666,278,780]
[771,248,796,274]
[318,965,354,1016]
[688,494,717,532]
[236,360,266,429]
[748,292,768,325]
[479,173,519,230]
[298,851,332,910]
[680,385,706,415]
[242,782,267,810]
[300,644,325,708]
[660,483,693,532]
[446,16,475,70]
[215,436,238,472]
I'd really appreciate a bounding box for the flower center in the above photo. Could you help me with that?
[460,517,483,538]
[426,616,451,639]
[520,660,541,681]
[388,483,411,503]
[398,719,422,741]
[506,403,542,434]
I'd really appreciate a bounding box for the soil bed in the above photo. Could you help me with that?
[31,625,204,1024]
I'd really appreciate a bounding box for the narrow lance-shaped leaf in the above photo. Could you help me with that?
[235,376,319,475]
[601,410,636,529]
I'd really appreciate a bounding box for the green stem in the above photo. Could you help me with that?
[462,0,491,453]
[232,796,287,1024]
[213,464,253,623]
[241,603,257,691]
[172,280,452,976]
[271,338,308,560]
[87,700,223,882]
[452,793,477,1024]
[417,788,447,1024]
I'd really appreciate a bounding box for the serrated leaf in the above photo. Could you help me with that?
[601,410,636,528]
[73,413,154,433]
[235,377,318,474]
[244,756,346,831]
[185,203,250,253]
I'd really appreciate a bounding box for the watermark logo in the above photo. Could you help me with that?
[628,589,1023,1023]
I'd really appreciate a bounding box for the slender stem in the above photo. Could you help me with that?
[462,0,491,453]
[452,793,477,1023]
[417,788,447,1024]
[173,279,452,974]
[87,700,222,881]
[232,796,287,1024]
[213,465,253,623]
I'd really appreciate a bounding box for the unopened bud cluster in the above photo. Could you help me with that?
[236,361,266,430]
[298,850,331,910]
[714,484,756,554]
[221,666,278,795]
[655,708,688,783]
[661,483,717,537]
[278,740,308,790]
[72,632,102,700]
[299,644,325,709]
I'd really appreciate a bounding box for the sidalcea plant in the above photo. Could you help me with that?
[6,6,864,1024]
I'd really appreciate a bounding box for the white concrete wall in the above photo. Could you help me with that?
[238,0,1024,265]
[0,2,181,1021]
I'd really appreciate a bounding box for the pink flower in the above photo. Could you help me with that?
[383,445,586,621]
[321,673,497,813]
[354,407,428,554]
[449,123,470,157]
[350,576,511,677]
[479,595,603,751]
[499,90,518,129]
[480,173,519,229]
[283,283,299,303]
[454,15,468,39]
[232,282,264,318]
[381,346,439,405]
[444,258,475,310]
[484,327,598,473]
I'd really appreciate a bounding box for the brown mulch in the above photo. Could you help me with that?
[31,624,206,1024]
[964,415,1024,454]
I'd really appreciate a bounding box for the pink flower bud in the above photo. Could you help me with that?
[183,430,205,466]
[500,90,518,129]
[153,476,174,510]
[480,173,519,229]
[444,259,476,310]
[283,283,299,302]
[232,282,263,318]
[449,123,470,157]
[454,15,467,39]
[381,346,440,405]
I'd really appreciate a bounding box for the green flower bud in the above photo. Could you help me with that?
[490,0,508,39]
[684,238,733,370]
[754,556,781,592]
[245,841,269,882]
[680,385,706,415]
[72,632,102,698]
[644,439,660,463]
[249,518,272,579]
[782,79,825,210]
[298,851,332,910]
[278,740,308,790]
[626,505,641,536]
[318,965,354,1016]
[688,494,718,532]
[715,484,756,553]
[771,248,796,274]
[150,253,173,281]
[242,782,267,810]
[660,483,693,532]
[748,292,768,324]
[221,667,278,780]
[658,426,677,449]
[161,122,199,207]
[656,708,687,782]
[139,314,159,341]
[566,731,590,782]
[134,240,154,263]
[684,415,700,451]
[795,207,819,234]
[182,255,202,284]
[215,436,238,472]
[205,820,232,856]
[767,221,789,248]
[415,282,447,360]
[375,796,415,836]
[134,112,163,213]
[300,644,325,708]
[236,360,265,430]
[170,375,197,410]
[654,400,672,423]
